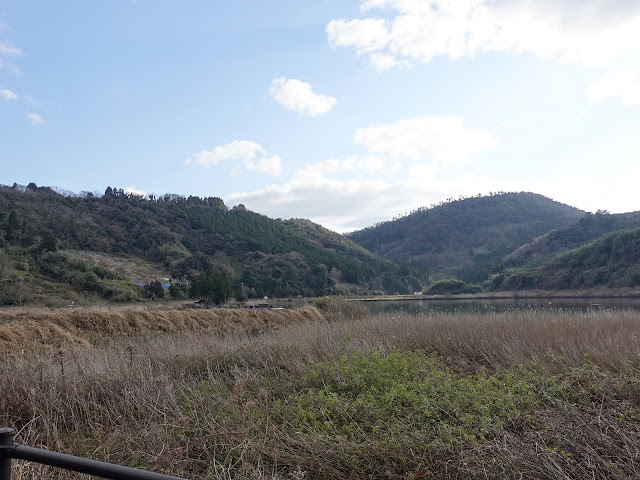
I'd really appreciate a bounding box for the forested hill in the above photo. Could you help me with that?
[502,210,640,271]
[498,227,640,291]
[348,192,584,282]
[0,184,426,305]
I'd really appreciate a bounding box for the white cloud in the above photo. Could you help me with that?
[370,53,397,70]
[228,160,513,233]
[0,39,21,57]
[185,140,264,167]
[124,186,146,197]
[269,77,337,116]
[327,0,640,68]
[226,115,502,232]
[26,113,43,126]
[326,18,389,54]
[185,140,282,176]
[354,116,499,164]
[296,155,384,180]
[588,71,640,106]
[0,88,18,101]
[1,22,21,75]
[247,155,283,176]
[0,38,21,71]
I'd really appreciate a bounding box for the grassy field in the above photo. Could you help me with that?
[2,301,640,479]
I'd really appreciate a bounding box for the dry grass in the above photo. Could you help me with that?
[2,303,640,478]
[0,305,325,353]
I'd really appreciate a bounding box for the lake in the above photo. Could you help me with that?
[360,297,640,314]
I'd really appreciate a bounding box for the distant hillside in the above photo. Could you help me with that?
[498,227,640,291]
[0,184,426,305]
[502,211,640,270]
[348,192,584,282]
[284,218,428,294]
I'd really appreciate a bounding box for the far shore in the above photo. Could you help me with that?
[351,288,640,302]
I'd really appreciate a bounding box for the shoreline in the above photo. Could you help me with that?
[351,288,640,302]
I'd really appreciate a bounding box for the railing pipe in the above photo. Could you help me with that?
[0,428,188,480]
[0,429,12,480]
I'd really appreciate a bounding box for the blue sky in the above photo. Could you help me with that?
[1,0,639,232]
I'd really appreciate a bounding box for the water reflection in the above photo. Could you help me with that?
[362,297,640,314]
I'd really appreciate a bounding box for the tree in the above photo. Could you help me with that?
[234,288,247,303]
[38,230,57,252]
[189,270,216,300]
[145,280,165,299]
[5,210,19,243]
[189,269,232,305]
[168,283,186,299]
[212,271,232,305]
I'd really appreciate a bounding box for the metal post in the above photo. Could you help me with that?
[0,427,16,480]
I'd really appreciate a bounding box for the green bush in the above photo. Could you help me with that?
[426,279,482,295]
[273,349,569,450]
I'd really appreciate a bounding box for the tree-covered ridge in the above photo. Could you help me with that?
[348,192,584,282]
[497,227,640,290]
[502,210,640,270]
[0,184,429,305]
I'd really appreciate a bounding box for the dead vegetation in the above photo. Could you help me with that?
[0,306,325,353]
[2,303,640,478]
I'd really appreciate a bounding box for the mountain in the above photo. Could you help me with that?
[347,192,584,282]
[0,184,427,305]
[497,227,640,290]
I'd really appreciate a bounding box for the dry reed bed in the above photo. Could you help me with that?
[0,306,325,352]
[3,307,640,478]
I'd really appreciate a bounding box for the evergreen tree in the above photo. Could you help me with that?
[5,210,19,243]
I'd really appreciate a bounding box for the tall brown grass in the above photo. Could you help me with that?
[0,306,325,352]
[2,303,640,478]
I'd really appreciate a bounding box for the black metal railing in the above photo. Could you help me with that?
[0,427,188,480]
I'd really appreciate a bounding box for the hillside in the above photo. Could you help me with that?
[0,184,426,305]
[502,210,640,270]
[348,192,584,282]
[498,227,640,291]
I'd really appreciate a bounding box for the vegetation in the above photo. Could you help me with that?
[189,269,233,305]
[3,303,640,479]
[502,210,640,271]
[348,192,584,283]
[425,278,482,295]
[499,227,640,291]
[0,183,428,305]
[3,184,639,301]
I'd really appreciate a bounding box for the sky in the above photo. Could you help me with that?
[1,0,640,233]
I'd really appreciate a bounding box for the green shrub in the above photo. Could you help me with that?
[426,279,482,295]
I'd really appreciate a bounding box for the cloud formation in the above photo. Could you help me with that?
[0,88,18,101]
[229,161,510,233]
[229,117,500,232]
[0,23,21,70]
[354,116,499,164]
[246,155,283,176]
[185,140,282,176]
[26,113,43,126]
[327,0,640,69]
[589,71,640,106]
[269,77,337,116]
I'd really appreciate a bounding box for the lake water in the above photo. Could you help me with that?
[361,297,640,314]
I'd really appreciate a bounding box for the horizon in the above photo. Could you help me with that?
[2,1,639,232]
[2,181,622,235]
